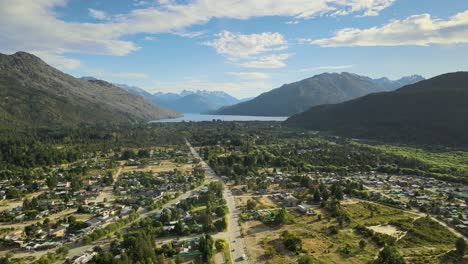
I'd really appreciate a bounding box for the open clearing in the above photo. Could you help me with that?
[121,160,192,173]
[368,225,406,239]
[241,208,380,264]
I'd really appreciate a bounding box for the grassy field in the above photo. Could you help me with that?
[364,143,468,173]
[342,201,460,263]
[392,217,458,263]
[342,201,417,227]
[234,195,277,209]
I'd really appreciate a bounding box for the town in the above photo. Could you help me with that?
[0,122,466,264]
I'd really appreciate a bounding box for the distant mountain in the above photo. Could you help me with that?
[0,52,179,128]
[94,82,242,114]
[151,90,241,113]
[372,75,425,91]
[286,72,468,147]
[115,83,153,98]
[213,73,425,117]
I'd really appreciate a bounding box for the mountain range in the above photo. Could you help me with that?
[114,84,244,114]
[286,72,468,146]
[0,52,179,128]
[213,73,425,117]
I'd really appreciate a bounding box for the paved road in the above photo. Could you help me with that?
[186,139,248,263]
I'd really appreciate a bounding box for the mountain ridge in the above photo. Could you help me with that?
[212,72,425,117]
[0,52,179,128]
[285,71,468,147]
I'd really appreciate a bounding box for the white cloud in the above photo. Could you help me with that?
[308,10,468,47]
[204,31,290,68]
[286,20,300,25]
[133,1,149,7]
[239,53,292,69]
[35,52,82,70]
[204,31,287,60]
[88,8,108,20]
[0,0,395,70]
[143,36,156,41]
[171,30,207,38]
[229,72,271,79]
[299,65,354,72]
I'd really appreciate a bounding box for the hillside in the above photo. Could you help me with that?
[114,83,154,99]
[213,73,424,117]
[0,52,179,128]
[286,72,468,146]
[151,90,241,113]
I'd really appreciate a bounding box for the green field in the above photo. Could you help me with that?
[367,144,468,173]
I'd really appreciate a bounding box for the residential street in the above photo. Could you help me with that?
[186,139,249,263]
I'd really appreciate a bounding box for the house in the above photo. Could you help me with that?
[85,218,101,227]
[163,225,175,231]
[83,179,95,186]
[283,195,300,207]
[120,206,132,215]
[50,226,66,238]
[74,252,97,264]
[297,203,316,215]
[57,182,70,191]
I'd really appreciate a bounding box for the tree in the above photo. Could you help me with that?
[359,239,367,250]
[215,206,227,217]
[281,231,302,253]
[313,189,321,203]
[456,237,466,257]
[373,245,405,264]
[297,255,315,264]
[199,234,214,262]
[214,217,227,232]
[174,221,186,236]
[334,186,344,200]
[46,176,58,190]
[200,211,213,232]
[160,208,172,223]
[102,171,113,186]
[247,199,257,210]
[215,239,226,251]
[274,207,290,225]
[137,149,150,158]
[56,246,69,255]
[121,149,136,160]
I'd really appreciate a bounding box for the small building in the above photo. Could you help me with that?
[50,226,66,238]
[283,195,300,207]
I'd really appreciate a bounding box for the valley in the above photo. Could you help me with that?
[0,123,466,264]
[1,1,467,263]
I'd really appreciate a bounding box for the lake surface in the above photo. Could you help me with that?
[152,113,288,123]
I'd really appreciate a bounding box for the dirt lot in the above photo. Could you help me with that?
[121,160,193,173]
[241,208,381,264]
[235,195,278,209]
[368,225,406,239]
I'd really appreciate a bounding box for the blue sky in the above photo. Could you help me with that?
[1,0,467,98]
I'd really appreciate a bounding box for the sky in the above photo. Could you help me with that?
[0,0,467,99]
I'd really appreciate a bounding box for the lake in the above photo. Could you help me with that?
[152,113,288,123]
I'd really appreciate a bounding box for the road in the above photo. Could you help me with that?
[186,139,248,263]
